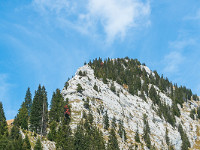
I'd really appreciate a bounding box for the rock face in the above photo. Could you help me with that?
[61,64,200,150]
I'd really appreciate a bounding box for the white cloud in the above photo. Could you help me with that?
[163,39,196,74]
[85,0,150,42]
[163,51,184,74]
[32,0,150,43]
[184,9,200,20]
[169,39,196,50]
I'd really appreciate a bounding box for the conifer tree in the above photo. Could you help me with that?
[118,120,126,141]
[77,83,83,93]
[178,124,190,150]
[103,111,109,130]
[0,102,8,137]
[107,128,120,150]
[22,135,31,150]
[49,89,64,123]
[111,116,117,130]
[165,128,169,146]
[30,85,48,135]
[34,138,42,150]
[135,125,140,143]
[30,85,42,133]
[40,86,48,136]
[143,114,151,149]
[14,102,28,130]
[24,87,32,117]
[56,124,74,150]
[48,121,57,141]
[74,124,85,150]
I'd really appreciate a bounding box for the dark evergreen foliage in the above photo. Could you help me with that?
[107,128,120,150]
[77,83,84,93]
[103,111,109,130]
[56,124,74,150]
[24,87,32,117]
[23,135,31,150]
[143,114,151,149]
[0,102,8,137]
[49,89,64,123]
[190,108,195,120]
[34,138,42,150]
[135,125,140,143]
[14,102,28,130]
[93,83,99,92]
[47,121,57,141]
[178,124,190,150]
[118,120,126,141]
[84,98,90,110]
[165,128,170,146]
[30,85,48,135]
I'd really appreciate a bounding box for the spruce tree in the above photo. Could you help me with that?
[103,111,109,130]
[30,85,48,136]
[77,83,83,93]
[118,120,126,141]
[14,102,28,130]
[30,86,42,133]
[24,87,32,117]
[111,116,117,130]
[56,124,74,150]
[0,102,8,137]
[135,125,140,143]
[107,128,120,150]
[40,86,48,136]
[165,128,169,146]
[143,114,151,149]
[74,124,85,150]
[49,89,64,123]
[47,121,57,141]
[34,138,42,150]
[178,124,190,150]
[22,134,31,150]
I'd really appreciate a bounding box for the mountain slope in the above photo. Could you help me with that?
[61,59,200,150]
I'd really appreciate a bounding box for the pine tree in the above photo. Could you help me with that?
[34,139,42,150]
[56,124,74,150]
[143,114,151,149]
[30,85,48,135]
[178,124,190,150]
[14,102,28,130]
[30,85,42,133]
[103,111,109,130]
[24,87,32,117]
[135,125,140,143]
[165,128,169,146]
[0,102,8,137]
[22,135,31,150]
[49,89,64,123]
[74,124,85,150]
[77,83,83,93]
[48,121,57,141]
[88,112,94,124]
[40,86,48,136]
[111,116,117,130]
[118,120,126,141]
[107,128,120,150]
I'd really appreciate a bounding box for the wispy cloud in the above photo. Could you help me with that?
[169,39,196,50]
[32,0,150,43]
[163,38,196,74]
[0,74,16,119]
[163,51,184,74]
[184,9,200,20]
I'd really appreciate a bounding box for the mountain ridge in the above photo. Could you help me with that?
[61,59,200,149]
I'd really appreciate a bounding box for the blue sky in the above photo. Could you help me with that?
[0,0,200,120]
